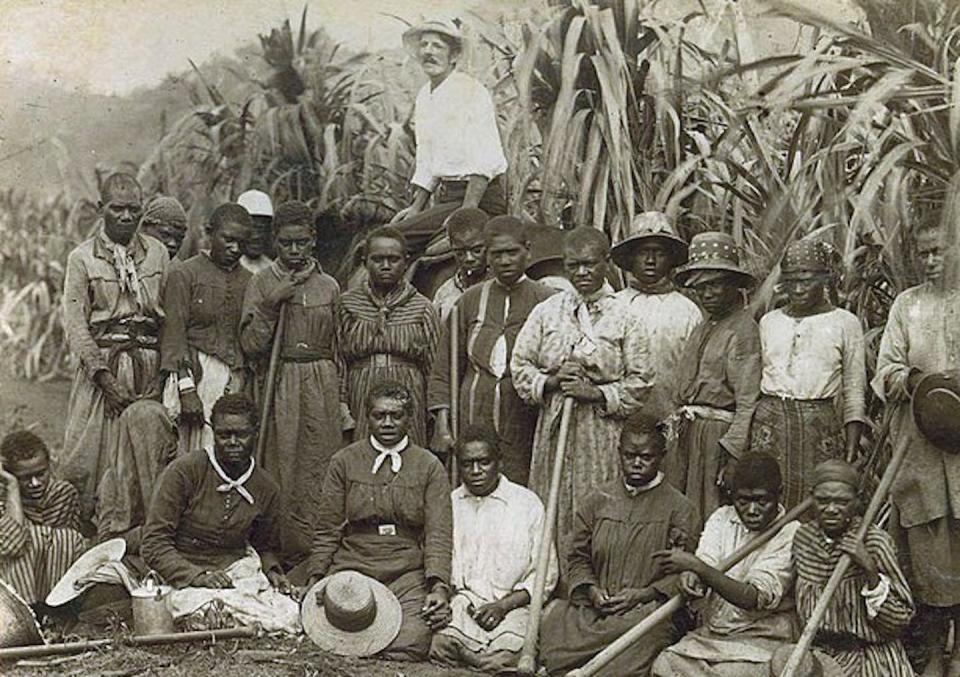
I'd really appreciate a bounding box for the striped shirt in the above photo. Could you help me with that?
[336,281,440,445]
[0,479,81,556]
[793,520,915,677]
[0,478,85,604]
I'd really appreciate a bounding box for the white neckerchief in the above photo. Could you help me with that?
[205,448,255,504]
[370,435,410,474]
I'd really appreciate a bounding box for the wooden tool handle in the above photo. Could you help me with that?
[255,303,287,466]
[518,397,575,675]
[779,434,905,677]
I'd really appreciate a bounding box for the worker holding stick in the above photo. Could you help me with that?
[779,460,915,677]
[240,201,354,563]
[511,227,654,570]
[650,453,807,677]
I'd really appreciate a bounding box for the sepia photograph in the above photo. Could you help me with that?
[0,0,956,675]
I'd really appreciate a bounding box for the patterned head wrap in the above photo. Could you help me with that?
[140,196,187,228]
[781,240,832,274]
[810,459,859,490]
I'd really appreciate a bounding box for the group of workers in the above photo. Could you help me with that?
[0,14,958,677]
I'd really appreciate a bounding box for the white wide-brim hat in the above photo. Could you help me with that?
[301,570,402,657]
[402,18,463,56]
[46,538,126,606]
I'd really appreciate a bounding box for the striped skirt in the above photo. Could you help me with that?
[750,396,844,510]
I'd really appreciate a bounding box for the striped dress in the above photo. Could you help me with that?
[793,521,915,677]
[0,479,86,604]
[336,281,440,445]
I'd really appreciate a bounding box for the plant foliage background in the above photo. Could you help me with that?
[1,0,953,471]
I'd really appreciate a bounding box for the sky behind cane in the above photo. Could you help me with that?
[0,0,859,95]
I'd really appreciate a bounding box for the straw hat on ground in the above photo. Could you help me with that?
[46,538,126,607]
[301,570,402,657]
[673,231,755,288]
[610,211,689,271]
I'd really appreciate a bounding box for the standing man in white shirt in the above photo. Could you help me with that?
[390,18,509,259]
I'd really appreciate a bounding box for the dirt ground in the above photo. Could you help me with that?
[0,369,477,676]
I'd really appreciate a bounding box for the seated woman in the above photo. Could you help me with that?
[140,393,299,633]
[651,453,800,677]
[789,459,915,677]
[0,431,85,611]
[304,380,453,661]
[538,414,700,676]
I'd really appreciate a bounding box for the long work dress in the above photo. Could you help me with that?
[872,283,960,607]
[306,440,453,661]
[61,226,168,523]
[672,306,761,520]
[617,285,702,489]
[160,252,251,454]
[428,277,556,484]
[336,282,440,446]
[512,286,653,562]
[793,521,915,677]
[240,261,347,558]
[539,478,700,676]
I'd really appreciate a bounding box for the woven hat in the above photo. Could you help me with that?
[769,645,843,677]
[46,538,126,606]
[674,231,754,287]
[301,570,402,657]
[611,212,689,271]
[782,240,833,274]
[237,190,274,218]
[402,18,463,56]
[912,372,960,453]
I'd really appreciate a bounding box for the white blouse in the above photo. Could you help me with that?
[411,71,508,192]
[759,307,866,424]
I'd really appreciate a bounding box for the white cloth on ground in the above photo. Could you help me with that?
[165,547,300,634]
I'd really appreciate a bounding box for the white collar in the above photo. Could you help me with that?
[205,448,255,504]
[623,471,664,497]
[370,435,410,474]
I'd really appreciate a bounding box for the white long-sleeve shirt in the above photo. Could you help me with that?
[439,475,557,653]
[411,71,508,192]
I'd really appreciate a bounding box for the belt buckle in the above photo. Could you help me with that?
[373,354,389,368]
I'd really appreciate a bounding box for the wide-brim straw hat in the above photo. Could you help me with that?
[402,18,463,56]
[912,372,960,453]
[769,645,844,677]
[301,570,402,657]
[46,538,126,607]
[611,211,689,271]
[673,231,755,287]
